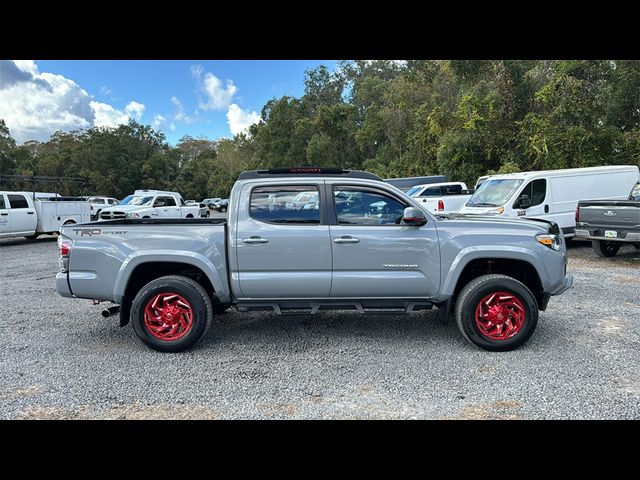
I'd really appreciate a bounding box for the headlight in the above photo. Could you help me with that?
[126,212,140,219]
[488,206,505,214]
[536,233,562,251]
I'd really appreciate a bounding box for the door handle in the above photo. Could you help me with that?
[27,211,35,215]
[544,204,549,213]
[0,213,8,216]
[242,236,269,244]
[334,236,360,244]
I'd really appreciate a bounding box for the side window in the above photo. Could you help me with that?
[0,195,5,209]
[8,194,29,209]
[518,179,546,207]
[250,186,320,224]
[164,196,177,207]
[334,187,407,225]
[420,187,442,197]
[444,184,462,194]
[109,198,118,205]
[630,183,640,201]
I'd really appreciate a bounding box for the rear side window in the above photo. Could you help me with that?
[163,196,177,207]
[251,186,320,224]
[420,187,442,197]
[0,195,5,209]
[8,194,29,209]
[518,179,547,207]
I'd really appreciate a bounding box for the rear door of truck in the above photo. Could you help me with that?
[234,180,332,298]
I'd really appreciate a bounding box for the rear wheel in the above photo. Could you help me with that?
[455,274,538,352]
[592,240,620,258]
[130,275,212,352]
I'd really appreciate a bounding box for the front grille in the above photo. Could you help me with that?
[100,211,127,220]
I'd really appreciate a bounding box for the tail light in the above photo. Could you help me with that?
[58,237,72,272]
[575,207,580,223]
[60,241,71,256]
[437,200,445,211]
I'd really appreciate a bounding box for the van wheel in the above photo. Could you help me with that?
[593,240,620,257]
[455,274,538,352]
[130,275,212,352]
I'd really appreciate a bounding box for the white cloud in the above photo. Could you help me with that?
[125,101,145,120]
[0,60,146,142]
[226,104,260,136]
[91,100,145,128]
[199,72,237,111]
[170,96,196,124]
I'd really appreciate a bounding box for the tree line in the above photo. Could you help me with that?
[2,60,640,199]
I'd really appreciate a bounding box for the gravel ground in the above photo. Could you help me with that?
[0,234,639,420]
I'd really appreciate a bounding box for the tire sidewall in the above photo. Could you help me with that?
[131,278,209,352]
[458,278,538,351]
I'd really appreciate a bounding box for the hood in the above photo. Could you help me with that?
[458,205,503,215]
[441,212,558,234]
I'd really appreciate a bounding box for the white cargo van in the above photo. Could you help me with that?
[0,191,90,240]
[458,165,640,236]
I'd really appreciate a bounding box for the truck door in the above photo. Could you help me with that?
[0,194,10,235]
[328,184,440,298]
[235,183,332,298]
[511,179,548,219]
[7,193,37,234]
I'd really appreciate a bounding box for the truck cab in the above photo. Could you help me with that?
[0,192,37,238]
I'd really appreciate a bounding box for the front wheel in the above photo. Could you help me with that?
[455,274,538,352]
[592,240,620,257]
[130,275,212,352]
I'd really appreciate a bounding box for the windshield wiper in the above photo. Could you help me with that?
[473,202,499,207]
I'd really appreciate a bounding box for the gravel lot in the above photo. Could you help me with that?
[1,234,639,420]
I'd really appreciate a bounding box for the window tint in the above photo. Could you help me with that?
[443,184,463,194]
[8,194,29,209]
[631,183,640,201]
[251,186,320,224]
[163,196,177,207]
[109,198,119,205]
[420,187,442,197]
[0,195,5,209]
[334,187,407,225]
[518,179,547,207]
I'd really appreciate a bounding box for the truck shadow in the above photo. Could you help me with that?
[0,236,57,247]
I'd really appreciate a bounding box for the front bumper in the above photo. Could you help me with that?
[55,272,74,298]
[551,273,573,296]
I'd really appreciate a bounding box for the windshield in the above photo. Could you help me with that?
[466,179,524,207]
[119,195,154,206]
[631,183,640,201]
[405,186,423,197]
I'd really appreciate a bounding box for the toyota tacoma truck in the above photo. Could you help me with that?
[575,181,640,257]
[55,167,573,352]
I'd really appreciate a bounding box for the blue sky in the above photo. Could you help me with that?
[0,60,337,144]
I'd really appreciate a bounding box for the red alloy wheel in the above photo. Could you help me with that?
[143,292,194,341]
[474,291,526,341]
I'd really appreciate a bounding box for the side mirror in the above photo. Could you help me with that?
[154,201,165,207]
[402,207,427,226]
[518,194,531,209]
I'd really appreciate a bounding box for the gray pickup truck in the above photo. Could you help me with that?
[575,181,640,257]
[55,167,572,352]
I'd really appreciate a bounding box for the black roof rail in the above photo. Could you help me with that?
[237,167,382,181]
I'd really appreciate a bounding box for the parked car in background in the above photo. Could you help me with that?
[98,190,200,220]
[56,167,572,353]
[458,165,640,237]
[87,196,120,221]
[212,198,229,213]
[406,182,474,215]
[575,181,640,257]
[384,175,448,192]
[0,191,90,240]
[185,200,210,218]
[203,198,221,208]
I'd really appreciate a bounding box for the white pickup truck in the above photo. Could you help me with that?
[405,182,474,215]
[0,191,90,240]
[98,190,200,221]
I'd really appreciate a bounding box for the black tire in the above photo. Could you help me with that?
[592,240,620,258]
[24,234,40,240]
[455,274,538,352]
[130,275,212,352]
[186,214,194,218]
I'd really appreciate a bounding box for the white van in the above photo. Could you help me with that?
[458,165,640,236]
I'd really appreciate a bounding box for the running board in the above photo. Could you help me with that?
[235,301,433,315]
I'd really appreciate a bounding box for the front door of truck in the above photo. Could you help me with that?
[235,183,332,298]
[328,184,440,299]
[0,194,10,235]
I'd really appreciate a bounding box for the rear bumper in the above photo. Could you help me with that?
[55,272,73,298]
[575,228,640,243]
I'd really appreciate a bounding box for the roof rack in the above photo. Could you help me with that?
[237,167,382,181]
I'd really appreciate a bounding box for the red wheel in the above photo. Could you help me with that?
[474,291,526,341]
[143,293,194,340]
